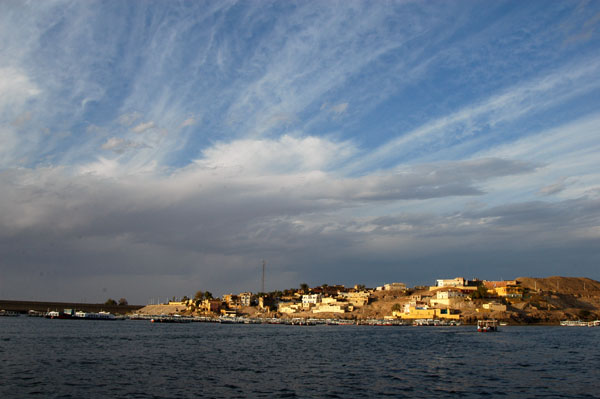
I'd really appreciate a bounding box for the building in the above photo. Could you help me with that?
[483,281,523,299]
[312,303,348,314]
[393,303,460,320]
[278,302,302,314]
[376,282,407,291]
[430,288,466,307]
[302,294,322,306]
[222,294,240,308]
[384,282,407,291]
[480,302,507,312]
[258,296,275,310]
[435,277,467,288]
[338,291,371,307]
[201,299,221,313]
[239,292,254,306]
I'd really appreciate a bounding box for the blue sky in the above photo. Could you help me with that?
[1,1,599,303]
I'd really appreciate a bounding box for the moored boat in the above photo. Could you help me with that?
[0,310,20,317]
[74,311,116,320]
[477,319,498,332]
[560,320,600,327]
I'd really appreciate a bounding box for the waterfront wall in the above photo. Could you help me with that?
[0,300,143,314]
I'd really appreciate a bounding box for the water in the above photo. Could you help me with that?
[1,318,599,398]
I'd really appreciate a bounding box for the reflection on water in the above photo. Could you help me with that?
[1,318,598,398]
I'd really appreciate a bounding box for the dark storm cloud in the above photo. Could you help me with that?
[0,158,596,302]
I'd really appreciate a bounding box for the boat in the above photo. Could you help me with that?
[45,309,75,319]
[560,320,600,327]
[27,310,45,317]
[477,319,498,332]
[150,315,192,323]
[560,320,589,327]
[0,310,20,317]
[45,309,116,320]
[74,311,116,320]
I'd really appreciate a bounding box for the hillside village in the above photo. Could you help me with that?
[136,276,600,324]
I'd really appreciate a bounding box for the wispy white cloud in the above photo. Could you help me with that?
[539,178,570,196]
[0,67,41,107]
[353,58,600,172]
[131,121,156,134]
[118,112,143,127]
[101,137,151,154]
[180,117,196,128]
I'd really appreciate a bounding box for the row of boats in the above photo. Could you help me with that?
[2,310,461,325]
[136,314,464,326]
[6,309,597,329]
[0,309,121,320]
[45,310,117,320]
[560,320,600,327]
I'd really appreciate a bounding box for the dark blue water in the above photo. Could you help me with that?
[1,318,599,398]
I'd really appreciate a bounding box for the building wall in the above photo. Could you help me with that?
[312,304,347,313]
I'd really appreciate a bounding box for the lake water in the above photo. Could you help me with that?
[1,317,599,398]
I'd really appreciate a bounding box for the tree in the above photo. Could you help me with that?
[300,283,309,293]
[578,309,591,320]
[203,291,213,300]
[470,285,488,299]
[194,291,204,301]
[118,298,128,306]
[391,303,403,312]
[105,298,117,306]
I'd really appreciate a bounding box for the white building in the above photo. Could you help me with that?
[302,294,322,305]
[435,277,467,288]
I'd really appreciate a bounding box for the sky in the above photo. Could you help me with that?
[1,0,599,304]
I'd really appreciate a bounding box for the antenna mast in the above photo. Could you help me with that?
[262,260,266,293]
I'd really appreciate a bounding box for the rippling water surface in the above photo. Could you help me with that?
[1,317,599,398]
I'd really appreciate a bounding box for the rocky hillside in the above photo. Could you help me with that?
[516,276,600,294]
[131,276,600,324]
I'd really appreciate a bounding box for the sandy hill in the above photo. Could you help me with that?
[516,276,600,294]
[134,304,188,315]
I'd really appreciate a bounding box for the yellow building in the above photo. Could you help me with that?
[278,302,302,314]
[393,304,460,320]
[222,294,240,308]
[492,285,523,299]
[338,291,371,307]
